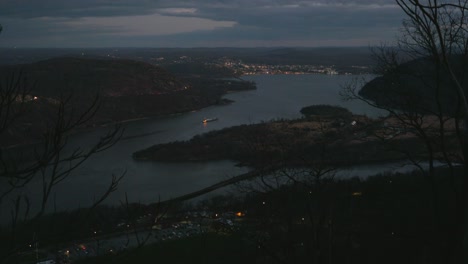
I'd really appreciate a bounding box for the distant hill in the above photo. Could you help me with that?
[359,56,468,116]
[247,47,373,65]
[162,62,238,78]
[0,57,188,98]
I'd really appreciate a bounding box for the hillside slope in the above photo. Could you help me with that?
[359,56,467,115]
[0,57,255,147]
[0,57,188,97]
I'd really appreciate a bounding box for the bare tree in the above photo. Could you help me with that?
[229,115,341,264]
[0,28,124,262]
[342,1,468,262]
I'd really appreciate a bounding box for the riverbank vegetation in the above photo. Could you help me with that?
[300,104,353,119]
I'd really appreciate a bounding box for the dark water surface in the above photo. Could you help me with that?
[7,74,389,213]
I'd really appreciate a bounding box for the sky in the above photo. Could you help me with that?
[0,0,405,48]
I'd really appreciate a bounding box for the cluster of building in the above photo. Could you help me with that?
[151,55,340,76]
[220,60,339,75]
[36,209,246,263]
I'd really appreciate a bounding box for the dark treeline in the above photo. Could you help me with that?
[69,167,461,264]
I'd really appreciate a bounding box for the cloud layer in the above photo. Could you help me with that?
[0,0,404,47]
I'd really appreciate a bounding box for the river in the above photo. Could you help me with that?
[9,74,391,213]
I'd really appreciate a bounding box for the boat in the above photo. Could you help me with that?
[202,117,218,123]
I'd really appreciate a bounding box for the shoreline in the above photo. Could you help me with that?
[132,111,460,169]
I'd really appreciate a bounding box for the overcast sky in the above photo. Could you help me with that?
[0,0,404,48]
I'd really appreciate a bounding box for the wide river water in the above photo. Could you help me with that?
[12,74,399,213]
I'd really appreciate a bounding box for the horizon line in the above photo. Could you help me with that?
[0,46,376,50]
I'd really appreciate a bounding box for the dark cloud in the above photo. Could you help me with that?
[0,0,404,47]
[0,0,159,18]
[0,0,397,18]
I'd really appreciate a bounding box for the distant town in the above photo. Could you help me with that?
[155,55,343,75]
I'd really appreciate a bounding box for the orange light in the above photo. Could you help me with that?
[236,212,243,217]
